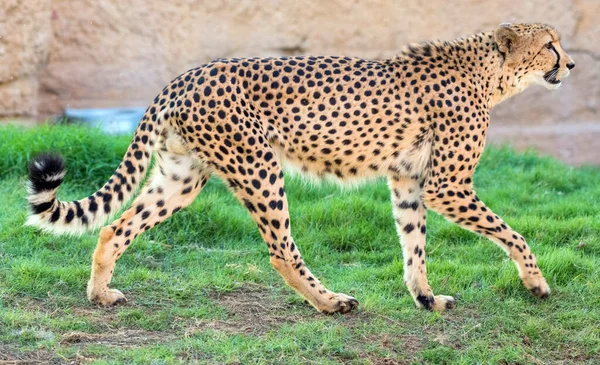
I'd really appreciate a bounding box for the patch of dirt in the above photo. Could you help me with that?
[195,286,303,336]
[345,332,424,365]
[343,357,411,365]
[0,345,71,365]
[199,286,393,337]
[0,288,471,364]
[6,286,306,342]
[61,329,177,347]
[331,313,427,365]
[4,295,121,332]
[0,329,177,364]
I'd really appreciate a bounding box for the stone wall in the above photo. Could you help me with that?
[1,0,599,164]
[0,0,52,123]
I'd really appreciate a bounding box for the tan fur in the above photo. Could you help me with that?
[28,23,574,313]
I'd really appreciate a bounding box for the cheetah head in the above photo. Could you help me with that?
[493,23,574,91]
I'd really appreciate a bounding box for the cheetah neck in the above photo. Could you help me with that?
[454,33,530,109]
[468,33,533,109]
[398,32,529,110]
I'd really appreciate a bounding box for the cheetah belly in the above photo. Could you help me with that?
[269,138,433,186]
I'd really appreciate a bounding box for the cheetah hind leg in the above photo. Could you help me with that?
[87,135,209,306]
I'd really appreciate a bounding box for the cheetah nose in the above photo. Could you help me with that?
[566,62,575,70]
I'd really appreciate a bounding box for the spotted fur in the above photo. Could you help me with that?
[26,23,574,313]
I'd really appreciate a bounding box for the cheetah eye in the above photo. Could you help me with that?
[545,42,553,49]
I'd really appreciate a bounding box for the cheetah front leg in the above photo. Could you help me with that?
[216,157,358,314]
[424,184,550,299]
[389,175,456,311]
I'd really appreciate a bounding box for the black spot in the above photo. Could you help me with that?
[102,193,112,203]
[31,201,54,214]
[74,201,84,217]
[89,198,98,213]
[124,160,136,174]
[416,295,434,310]
[50,206,61,223]
[399,201,419,211]
[136,204,144,214]
[65,209,75,223]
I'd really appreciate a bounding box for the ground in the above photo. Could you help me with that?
[0,124,599,364]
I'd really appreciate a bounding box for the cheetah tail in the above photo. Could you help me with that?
[25,105,165,235]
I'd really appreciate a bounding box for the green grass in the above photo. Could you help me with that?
[1,124,599,364]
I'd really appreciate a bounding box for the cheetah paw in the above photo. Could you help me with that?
[416,294,456,311]
[319,293,359,314]
[88,288,128,306]
[522,275,550,299]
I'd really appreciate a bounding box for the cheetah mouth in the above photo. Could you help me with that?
[543,68,561,85]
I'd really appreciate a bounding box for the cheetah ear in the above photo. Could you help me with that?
[493,23,519,54]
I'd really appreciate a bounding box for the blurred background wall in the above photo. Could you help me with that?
[1,0,598,164]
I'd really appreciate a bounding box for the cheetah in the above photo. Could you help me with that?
[26,23,574,313]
